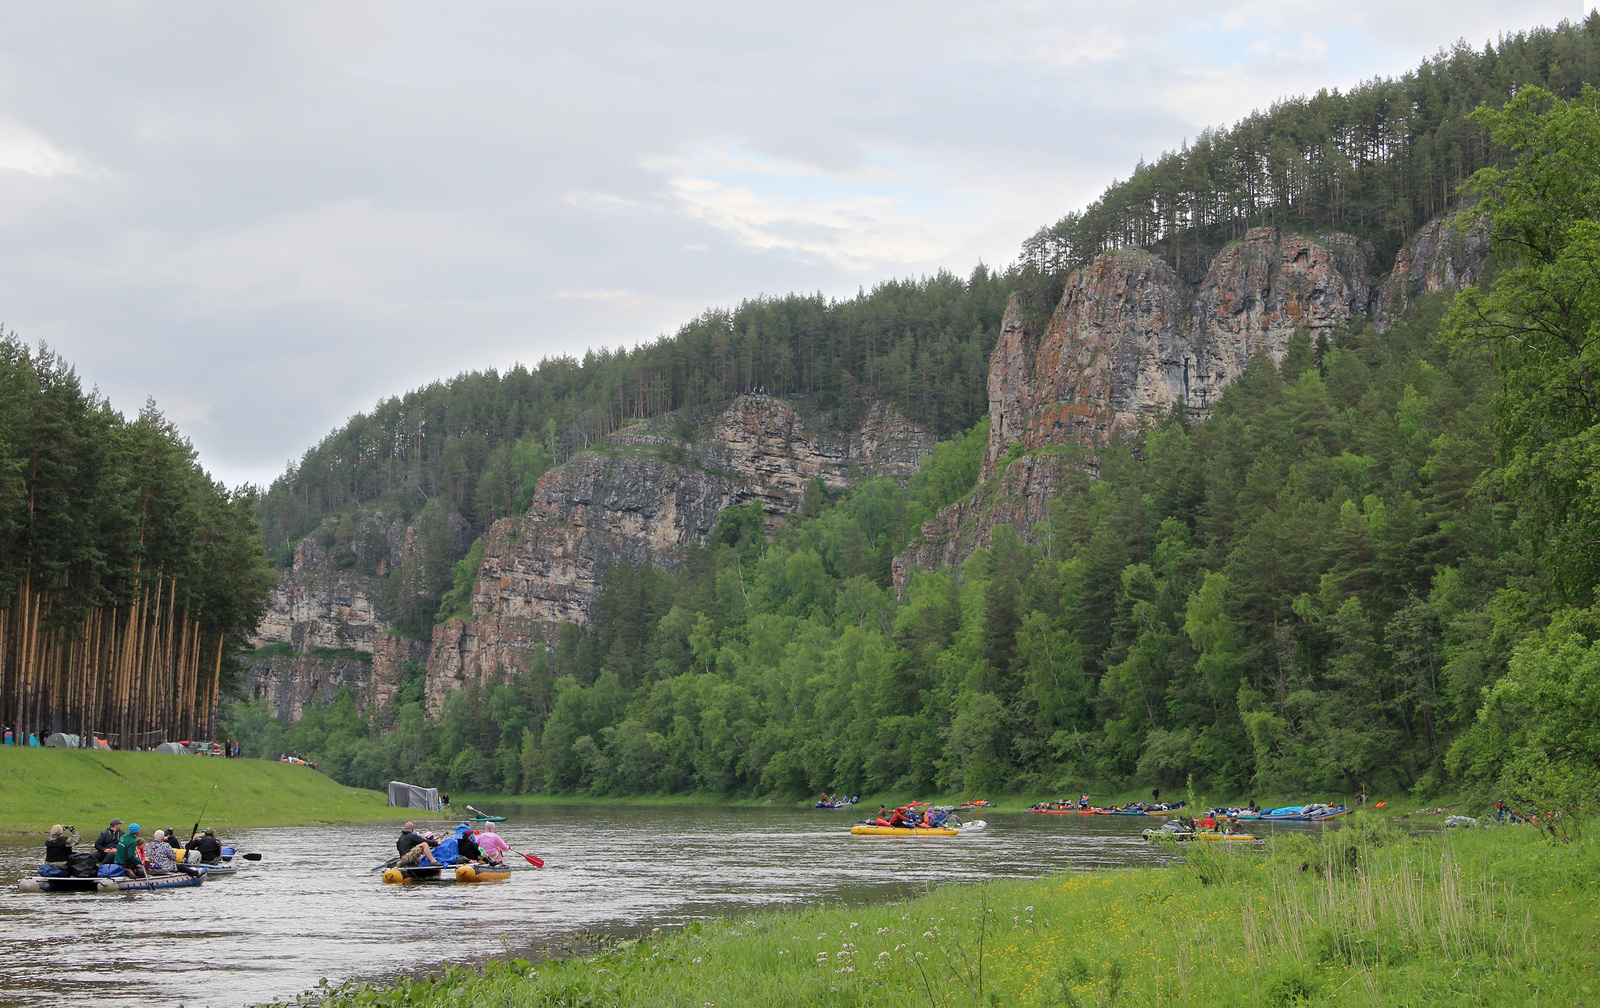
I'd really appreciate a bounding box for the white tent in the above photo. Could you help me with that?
[387,781,441,811]
[44,733,80,749]
[154,741,185,754]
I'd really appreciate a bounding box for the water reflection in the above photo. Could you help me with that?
[0,804,1315,1007]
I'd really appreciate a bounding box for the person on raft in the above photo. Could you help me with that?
[887,806,917,828]
[396,832,442,868]
[94,818,123,864]
[396,823,426,857]
[189,828,224,863]
[114,824,147,878]
[45,824,75,868]
[475,824,509,864]
[455,824,483,861]
[144,830,201,876]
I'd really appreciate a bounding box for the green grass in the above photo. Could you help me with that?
[0,747,395,833]
[284,819,1600,1007]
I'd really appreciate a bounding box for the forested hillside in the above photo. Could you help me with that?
[232,296,1512,797]
[258,270,1010,560]
[230,18,1600,808]
[0,336,273,745]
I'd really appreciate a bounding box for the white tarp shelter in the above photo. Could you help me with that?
[387,781,441,811]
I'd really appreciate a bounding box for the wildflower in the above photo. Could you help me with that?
[849,922,859,929]
[895,944,907,951]
[778,950,788,956]
[878,952,891,959]
[877,927,890,936]
[1025,906,1034,912]
[835,966,855,974]
[923,931,935,938]
[692,957,702,964]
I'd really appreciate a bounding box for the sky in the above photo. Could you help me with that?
[0,2,1587,488]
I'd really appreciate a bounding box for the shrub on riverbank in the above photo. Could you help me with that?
[290,821,1596,1007]
[0,747,391,832]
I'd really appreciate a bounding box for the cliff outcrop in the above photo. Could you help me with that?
[245,511,438,719]
[419,397,934,712]
[908,220,1485,578]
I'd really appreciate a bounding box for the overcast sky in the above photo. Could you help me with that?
[0,2,1585,488]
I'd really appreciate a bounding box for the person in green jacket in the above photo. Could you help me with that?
[114,823,146,878]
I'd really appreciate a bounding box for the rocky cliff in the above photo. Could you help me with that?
[423,396,935,712]
[903,219,1488,578]
[244,508,450,719]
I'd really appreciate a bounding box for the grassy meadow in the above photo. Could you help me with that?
[0,747,393,833]
[285,818,1597,1007]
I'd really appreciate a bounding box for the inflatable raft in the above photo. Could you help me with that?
[18,868,207,893]
[850,820,985,837]
[382,861,514,884]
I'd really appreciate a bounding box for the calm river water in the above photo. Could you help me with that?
[0,804,1323,1007]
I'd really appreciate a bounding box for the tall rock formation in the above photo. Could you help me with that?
[903,220,1486,578]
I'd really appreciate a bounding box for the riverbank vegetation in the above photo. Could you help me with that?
[0,747,389,833]
[285,820,1597,1008]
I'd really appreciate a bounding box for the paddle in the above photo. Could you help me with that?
[504,846,544,868]
[240,852,263,861]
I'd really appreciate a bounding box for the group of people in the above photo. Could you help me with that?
[44,818,227,879]
[392,821,510,869]
[866,804,960,829]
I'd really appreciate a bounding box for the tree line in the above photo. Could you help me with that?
[1017,16,1600,302]
[0,336,273,746]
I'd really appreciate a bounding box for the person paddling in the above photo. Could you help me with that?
[395,831,441,869]
[476,824,509,864]
[190,828,224,864]
[396,823,425,857]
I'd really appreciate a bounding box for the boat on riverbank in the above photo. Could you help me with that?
[18,868,208,893]
[850,820,986,837]
[1142,829,1257,842]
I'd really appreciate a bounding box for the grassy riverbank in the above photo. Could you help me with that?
[0,747,393,833]
[292,818,1596,1007]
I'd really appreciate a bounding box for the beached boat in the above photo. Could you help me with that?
[1142,829,1257,842]
[850,820,986,837]
[17,868,208,893]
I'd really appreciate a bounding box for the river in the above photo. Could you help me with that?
[0,804,1316,1007]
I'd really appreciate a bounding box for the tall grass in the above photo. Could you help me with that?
[283,819,1597,1007]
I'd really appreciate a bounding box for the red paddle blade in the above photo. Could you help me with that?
[1373,802,1388,808]
[523,852,545,868]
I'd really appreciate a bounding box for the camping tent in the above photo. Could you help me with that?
[44,733,80,749]
[154,742,185,754]
[387,781,441,811]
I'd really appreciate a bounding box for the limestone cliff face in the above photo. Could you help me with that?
[913,220,1480,580]
[1376,214,1490,327]
[245,511,436,719]
[985,228,1376,477]
[423,397,934,712]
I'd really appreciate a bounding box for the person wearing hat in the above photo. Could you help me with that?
[94,819,124,865]
[45,824,75,869]
[396,823,426,857]
[114,823,147,878]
